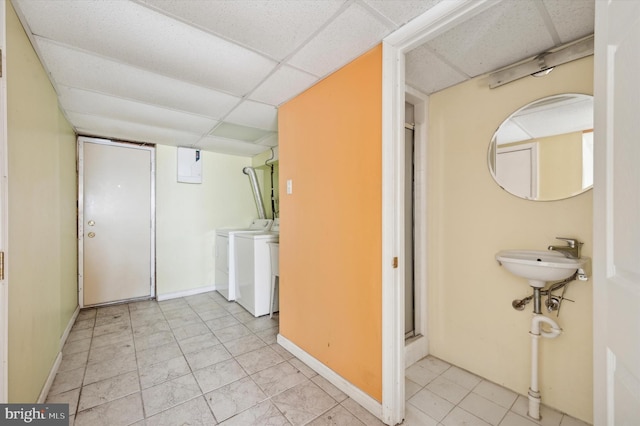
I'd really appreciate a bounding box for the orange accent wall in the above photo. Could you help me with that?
[278,45,383,401]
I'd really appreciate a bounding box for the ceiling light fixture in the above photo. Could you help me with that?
[531,67,554,77]
[488,35,593,88]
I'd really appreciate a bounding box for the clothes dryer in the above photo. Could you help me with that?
[215,219,272,301]
[234,219,279,316]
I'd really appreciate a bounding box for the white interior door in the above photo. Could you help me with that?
[496,144,537,199]
[80,137,154,307]
[593,1,640,424]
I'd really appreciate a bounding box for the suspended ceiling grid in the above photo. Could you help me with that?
[12,0,594,157]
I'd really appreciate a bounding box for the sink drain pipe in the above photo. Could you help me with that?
[528,314,562,420]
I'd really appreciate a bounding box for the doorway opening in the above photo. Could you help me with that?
[403,89,429,368]
[404,120,415,340]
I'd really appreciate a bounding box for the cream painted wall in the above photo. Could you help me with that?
[155,145,257,296]
[538,131,583,200]
[427,56,593,422]
[6,0,78,402]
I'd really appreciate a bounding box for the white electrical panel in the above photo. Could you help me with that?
[177,147,202,184]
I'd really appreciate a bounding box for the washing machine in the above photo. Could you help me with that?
[234,219,279,317]
[215,219,272,301]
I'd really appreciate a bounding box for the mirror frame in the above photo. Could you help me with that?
[488,93,593,201]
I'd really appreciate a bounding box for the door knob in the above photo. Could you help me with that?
[88,220,95,226]
[88,232,96,238]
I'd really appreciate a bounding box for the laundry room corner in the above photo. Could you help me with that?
[155,145,257,299]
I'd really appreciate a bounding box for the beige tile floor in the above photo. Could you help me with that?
[46,291,591,426]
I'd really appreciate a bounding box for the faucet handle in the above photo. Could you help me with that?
[555,237,581,248]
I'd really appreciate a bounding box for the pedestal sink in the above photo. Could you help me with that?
[496,249,588,288]
[496,248,589,420]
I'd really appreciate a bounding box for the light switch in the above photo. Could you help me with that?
[286,179,293,194]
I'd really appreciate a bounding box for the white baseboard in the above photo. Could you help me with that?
[59,306,80,351]
[405,335,429,368]
[38,305,80,403]
[156,285,216,302]
[277,334,384,422]
[38,352,62,403]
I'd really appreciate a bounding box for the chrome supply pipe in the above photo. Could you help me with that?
[243,167,267,219]
[512,296,532,311]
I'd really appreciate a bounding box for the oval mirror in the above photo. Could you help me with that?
[488,93,593,201]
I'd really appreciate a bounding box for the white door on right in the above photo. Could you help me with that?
[593,0,640,424]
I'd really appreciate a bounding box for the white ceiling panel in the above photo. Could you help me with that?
[68,112,202,146]
[542,0,595,43]
[36,38,241,119]
[196,136,269,157]
[256,134,279,148]
[406,45,468,95]
[137,0,346,61]
[226,101,278,132]
[210,123,274,143]
[58,86,218,136]
[426,1,555,77]
[288,2,392,77]
[363,0,444,26]
[511,99,593,139]
[494,121,534,145]
[15,0,277,96]
[249,66,319,106]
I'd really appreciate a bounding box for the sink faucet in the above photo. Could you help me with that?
[548,237,582,259]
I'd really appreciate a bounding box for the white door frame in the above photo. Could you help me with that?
[0,0,8,403]
[380,1,498,423]
[78,136,156,308]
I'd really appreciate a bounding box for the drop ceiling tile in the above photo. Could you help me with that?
[67,112,201,146]
[196,136,269,157]
[14,0,276,96]
[226,101,278,132]
[288,2,392,77]
[257,134,279,148]
[511,98,593,139]
[363,0,443,26]
[211,122,274,143]
[138,0,345,61]
[58,86,218,135]
[426,1,555,77]
[542,0,594,43]
[406,44,468,95]
[36,38,241,119]
[494,121,532,145]
[249,66,318,106]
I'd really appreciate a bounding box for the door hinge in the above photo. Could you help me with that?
[0,251,4,280]
[392,257,398,269]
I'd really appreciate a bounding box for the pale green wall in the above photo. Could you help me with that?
[58,109,78,334]
[427,56,593,422]
[7,0,78,402]
[255,163,279,219]
[252,148,279,219]
[155,146,257,296]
